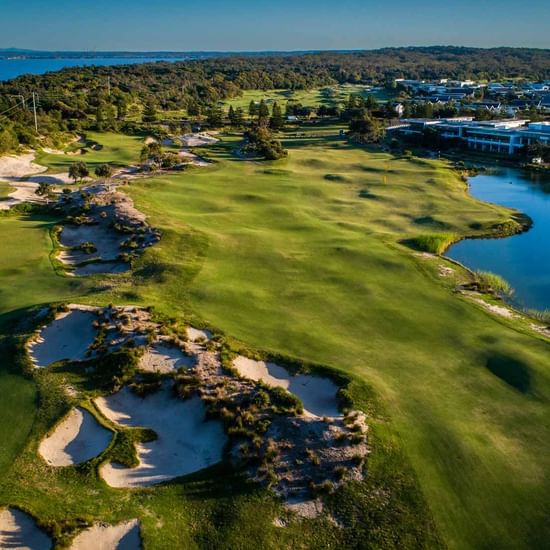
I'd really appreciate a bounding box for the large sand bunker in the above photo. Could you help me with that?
[96,386,226,487]
[39,407,112,466]
[28,307,98,368]
[70,519,140,550]
[139,343,195,373]
[0,508,52,550]
[29,308,97,367]
[179,133,219,147]
[233,357,342,418]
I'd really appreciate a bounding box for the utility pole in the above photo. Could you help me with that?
[32,92,38,133]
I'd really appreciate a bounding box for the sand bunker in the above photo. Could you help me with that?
[0,153,46,179]
[70,519,140,550]
[59,224,125,263]
[139,344,195,373]
[233,357,342,418]
[28,307,98,368]
[0,508,52,550]
[96,386,226,487]
[39,407,112,467]
[179,133,219,147]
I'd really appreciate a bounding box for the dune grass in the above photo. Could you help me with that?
[0,128,549,548]
[410,233,458,255]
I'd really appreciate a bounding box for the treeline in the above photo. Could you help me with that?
[1,47,550,152]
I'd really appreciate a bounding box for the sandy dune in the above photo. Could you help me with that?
[0,508,51,550]
[28,308,98,368]
[233,356,342,418]
[96,386,226,487]
[39,407,112,466]
[70,519,140,550]
[139,344,195,373]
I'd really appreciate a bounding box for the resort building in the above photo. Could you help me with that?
[392,119,550,155]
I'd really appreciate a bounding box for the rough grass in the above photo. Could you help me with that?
[410,233,458,255]
[476,270,514,296]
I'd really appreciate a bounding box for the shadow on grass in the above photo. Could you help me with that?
[486,353,532,394]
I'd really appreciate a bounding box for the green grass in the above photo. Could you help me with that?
[410,233,458,255]
[0,182,12,200]
[35,131,145,173]
[109,130,549,549]
[221,84,395,112]
[0,128,549,548]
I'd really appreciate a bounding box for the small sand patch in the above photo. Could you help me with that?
[70,519,140,550]
[233,357,342,418]
[39,407,112,467]
[471,297,516,319]
[28,308,98,368]
[96,386,226,487]
[0,508,52,549]
[186,327,212,342]
[139,344,195,373]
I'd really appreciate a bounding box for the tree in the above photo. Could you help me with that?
[95,164,113,178]
[270,102,284,130]
[349,116,383,143]
[143,99,157,123]
[35,182,52,197]
[206,105,224,128]
[228,105,236,125]
[69,161,89,183]
[233,107,245,127]
[258,100,270,122]
[249,100,259,117]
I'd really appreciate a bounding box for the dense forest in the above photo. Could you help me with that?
[1,46,550,151]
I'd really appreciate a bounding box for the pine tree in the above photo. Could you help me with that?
[258,100,270,121]
[228,105,236,125]
[270,102,284,130]
[143,99,157,123]
[233,107,245,127]
[249,100,259,117]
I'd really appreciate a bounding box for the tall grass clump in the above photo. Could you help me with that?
[411,233,457,255]
[476,271,513,297]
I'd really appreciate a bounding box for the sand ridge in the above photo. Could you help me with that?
[28,307,99,368]
[96,385,226,487]
[38,407,112,467]
[232,356,342,418]
[0,508,52,550]
[69,519,140,550]
[139,343,195,373]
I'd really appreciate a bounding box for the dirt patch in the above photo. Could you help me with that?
[96,386,226,487]
[139,344,195,373]
[470,296,516,319]
[233,356,342,418]
[70,519,140,550]
[0,508,52,549]
[28,307,99,368]
[38,407,112,466]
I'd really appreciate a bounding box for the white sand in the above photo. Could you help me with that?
[179,133,219,147]
[96,386,226,487]
[0,153,46,179]
[28,308,98,368]
[186,327,212,342]
[0,508,52,550]
[233,357,342,418]
[139,344,195,373]
[38,407,112,466]
[70,519,140,550]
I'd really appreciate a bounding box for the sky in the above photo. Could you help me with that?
[1,0,549,52]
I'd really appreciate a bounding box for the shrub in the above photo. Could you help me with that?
[410,233,457,255]
[475,271,513,296]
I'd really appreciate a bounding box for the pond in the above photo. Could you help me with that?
[447,166,550,311]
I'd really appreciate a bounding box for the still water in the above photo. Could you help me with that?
[0,57,187,81]
[447,167,550,311]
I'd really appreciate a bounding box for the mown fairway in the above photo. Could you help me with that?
[0,127,549,549]
[119,129,550,549]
